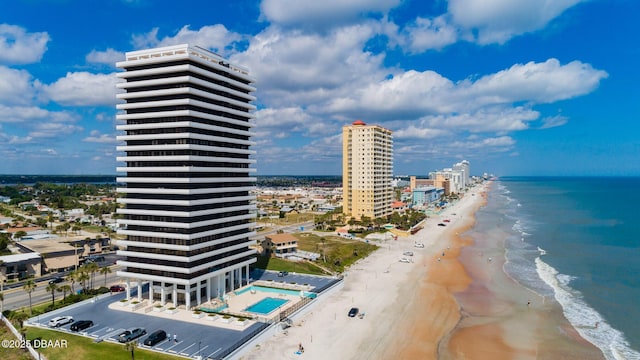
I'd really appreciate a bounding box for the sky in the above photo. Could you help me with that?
[0,0,638,177]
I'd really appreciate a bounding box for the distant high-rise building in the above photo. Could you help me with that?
[453,160,470,189]
[114,44,257,309]
[342,120,393,220]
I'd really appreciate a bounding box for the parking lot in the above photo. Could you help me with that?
[28,270,340,359]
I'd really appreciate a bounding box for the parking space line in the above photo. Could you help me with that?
[206,347,222,359]
[178,342,196,355]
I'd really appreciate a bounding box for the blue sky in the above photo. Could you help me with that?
[0,0,638,176]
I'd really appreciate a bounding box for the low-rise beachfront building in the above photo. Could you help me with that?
[0,253,42,280]
[412,186,444,207]
[114,44,257,309]
[262,233,299,255]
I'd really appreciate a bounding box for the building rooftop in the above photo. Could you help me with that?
[16,239,75,254]
[264,233,298,244]
[0,252,41,264]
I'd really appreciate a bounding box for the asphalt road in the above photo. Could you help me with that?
[2,266,124,312]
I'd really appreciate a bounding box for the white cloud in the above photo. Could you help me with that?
[0,24,50,64]
[235,24,387,108]
[325,59,606,122]
[132,25,243,56]
[86,48,124,65]
[450,135,516,150]
[0,66,38,106]
[540,115,569,129]
[465,59,609,104]
[448,0,586,44]
[260,0,400,28]
[29,122,83,139]
[403,15,459,52]
[41,72,120,106]
[394,125,449,139]
[83,130,118,143]
[0,104,75,124]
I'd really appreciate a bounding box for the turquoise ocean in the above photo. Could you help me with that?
[486,177,640,359]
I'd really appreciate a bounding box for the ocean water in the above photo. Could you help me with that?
[487,177,640,360]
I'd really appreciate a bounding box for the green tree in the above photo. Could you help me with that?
[46,282,58,306]
[14,230,27,241]
[100,266,112,287]
[22,280,36,315]
[124,340,138,360]
[85,262,99,290]
[66,270,77,293]
[57,284,71,301]
[77,270,90,293]
[0,291,4,315]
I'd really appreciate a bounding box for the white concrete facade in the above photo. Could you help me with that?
[115,44,257,309]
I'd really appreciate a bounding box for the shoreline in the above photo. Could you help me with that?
[242,183,489,360]
[241,182,603,359]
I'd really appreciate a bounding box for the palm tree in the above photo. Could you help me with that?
[46,282,58,306]
[10,311,29,328]
[66,270,77,294]
[23,280,36,315]
[100,266,112,287]
[57,284,71,302]
[124,340,138,360]
[85,262,99,290]
[77,271,90,293]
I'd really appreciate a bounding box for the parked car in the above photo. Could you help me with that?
[110,285,125,292]
[403,251,414,256]
[118,328,146,343]
[48,277,64,284]
[438,223,446,227]
[443,219,451,222]
[278,271,289,277]
[399,258,411,263]
[348,307,359,317]
[48,316,73,328]
[143,330,167,346]
[70,320,93,331]
[414,242,425,248]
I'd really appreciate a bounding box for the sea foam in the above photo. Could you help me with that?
[535,257,640,360]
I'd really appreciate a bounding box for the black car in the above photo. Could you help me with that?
[49,277,64,284]
[348,307,359,317]
[118,328,146,343]
[143,330,167,346]
[278,271,289,277]
[70,320,93,331]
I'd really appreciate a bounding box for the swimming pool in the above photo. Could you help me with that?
[235,285,316,298]
[244,297,289,314]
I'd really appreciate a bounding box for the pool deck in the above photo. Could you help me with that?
[107,281,312,329]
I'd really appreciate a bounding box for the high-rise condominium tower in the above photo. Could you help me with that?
[114,44,257,309]
[342,120,393,220]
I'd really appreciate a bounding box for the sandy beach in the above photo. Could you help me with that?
[242,182,604,360]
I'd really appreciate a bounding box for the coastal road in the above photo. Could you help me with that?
[1,267,124,312]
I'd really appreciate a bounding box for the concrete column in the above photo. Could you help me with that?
[246,265,250,284]
[230,270,235,291]
[185,289,191,310]
[173,286,177,307]
[126,279,131,301]
[196,282,202,306]
[149,283,154,302]
[161,282,166,306]
[137,282,142,301]
[207,278,212,303]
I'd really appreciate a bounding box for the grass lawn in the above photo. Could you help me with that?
[253,232,380,275]
[253,255,328,275]
[0,322,31,360]
[25,327,182,360]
